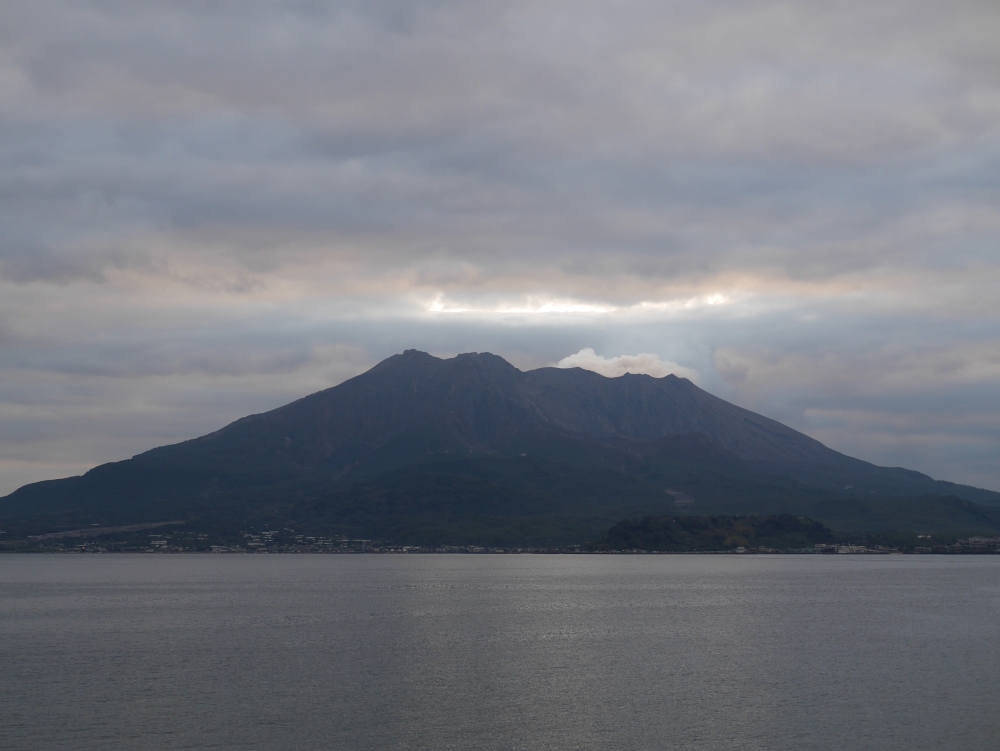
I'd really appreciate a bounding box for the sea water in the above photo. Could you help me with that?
[1,554,998,750]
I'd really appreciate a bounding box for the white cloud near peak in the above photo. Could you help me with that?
[556,348,700,383]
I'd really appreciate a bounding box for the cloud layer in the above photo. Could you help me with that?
[0,0,998,493]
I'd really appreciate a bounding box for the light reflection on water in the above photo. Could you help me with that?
[2,554,999,750]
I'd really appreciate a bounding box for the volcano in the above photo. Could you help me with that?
[4,349,999,544]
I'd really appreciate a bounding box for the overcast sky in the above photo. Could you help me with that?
[1,0,999,495]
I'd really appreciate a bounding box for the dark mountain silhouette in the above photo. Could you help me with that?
[3,349,999,544]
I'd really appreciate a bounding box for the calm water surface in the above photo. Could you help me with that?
[1,554,998,750]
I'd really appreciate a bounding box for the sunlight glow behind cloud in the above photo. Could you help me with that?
[427,296,617,315]
[426,294,736,317]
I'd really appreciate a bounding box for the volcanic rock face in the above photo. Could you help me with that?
[3,350,999,541]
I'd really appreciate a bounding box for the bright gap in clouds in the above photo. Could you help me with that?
[428,296,617,314]
[426,294,734,316]
[557,348,701,383]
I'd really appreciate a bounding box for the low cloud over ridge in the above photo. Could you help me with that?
[557,349,700,383]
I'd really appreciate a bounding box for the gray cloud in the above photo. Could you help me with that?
[0,0,998,493]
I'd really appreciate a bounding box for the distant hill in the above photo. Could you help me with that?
[591,515,835,552]
[3,349,999,544]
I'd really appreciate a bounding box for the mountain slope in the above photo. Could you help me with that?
[3,349,998,541]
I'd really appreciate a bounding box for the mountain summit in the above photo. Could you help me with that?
[4,350,998,543]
